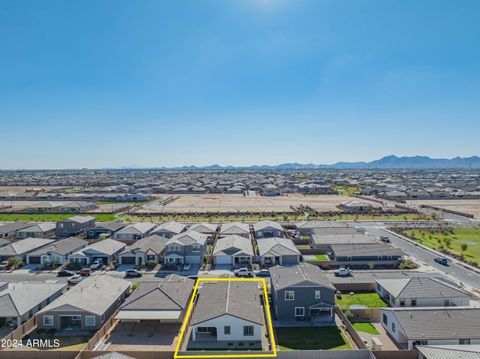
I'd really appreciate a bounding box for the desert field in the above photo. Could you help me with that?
[407,199,480,219]
[139,193,354,213]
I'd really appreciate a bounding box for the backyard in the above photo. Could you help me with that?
[276,327,352,350]
[402,226,480,265]
[351,323,379,335]
[22,330,90,351]
[336,292,388,309]
[306,254,329,262]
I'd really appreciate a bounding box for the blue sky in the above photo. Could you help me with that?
[1,0,479,169]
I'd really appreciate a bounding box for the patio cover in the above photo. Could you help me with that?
[115,310,181,320]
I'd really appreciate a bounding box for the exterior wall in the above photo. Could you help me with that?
[255,229,283,238]
[37,309,102,331]
[380,310,409,347]
[191,314,262,342]
[55,219,95,237]
[16,229,55,239]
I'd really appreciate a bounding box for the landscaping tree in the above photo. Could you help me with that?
[461,243,468,253]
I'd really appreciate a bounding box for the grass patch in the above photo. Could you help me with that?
[403,226,480,265]
[276,327,352,350]
[352,323,379,335]
[336,292,388,309]
[23,332,90,351]
[307,254,329,262]
[0,213,115,222]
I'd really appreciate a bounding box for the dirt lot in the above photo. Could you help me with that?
[139,193,354,213]
[408,199,480,219]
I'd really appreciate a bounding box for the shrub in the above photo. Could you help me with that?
[7,257,24,269]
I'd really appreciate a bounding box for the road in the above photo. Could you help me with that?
[366,226,480,291]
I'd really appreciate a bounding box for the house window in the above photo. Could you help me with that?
[295,307,305,317]
[382,313,388,325]
[224,326,231,335]
[285,291,294,301]
[197,327,215,334]
[43,315,54,326]
[376,283,381,292]
[460,339,471,345]
[243,326,254,336]
[411,299,417,306]
[391,323,396,333]
[85,316,96,327]
[399,299,405,306]
[315,290,321,299]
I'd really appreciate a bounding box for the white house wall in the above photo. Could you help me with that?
[192,314,262,342]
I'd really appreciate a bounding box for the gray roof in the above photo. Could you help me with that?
[256,237,300,257]
[0,238,9,247]
[39,275,130,316]
[0,282,66,317]
[0,222,32,234]
[64,216,95,224]
[213,235,254,256]
[0,237,55,257]
[383,308,480,340]
[121,235,169,256]
[270,263,334,291]
[311,233,377,246]
[116,222,157,236]
[253,220,283,232]
[166,230,207,246]
[376,277,469,299]
[189,223,217,234]
[120,274,194,311]
[296,221,351,230]
[71,239,125,257]
[330,243,404,257]
[312,227,363,236]
[92,222,126,232]
[91,353,136,359]
[17,222,56,233]
[417,345,480,359]
[220,222,250,235]
[190,281,263,325]
[28,237,88,257]
[152,222,186,235]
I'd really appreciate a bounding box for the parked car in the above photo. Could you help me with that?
[90,259,103,270]
[434,257,449,266]
[255,269,270,277]
[57,269,75,277]
[125,269,142,278]
[68,274,83,284]
[183,264,192,271]
[380,236,391,243]
[79,268,91,276]
[234,268,253,277]
[334,268,352,277]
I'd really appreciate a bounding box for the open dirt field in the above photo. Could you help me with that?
[408,199,480,219]
[139,193,353,213]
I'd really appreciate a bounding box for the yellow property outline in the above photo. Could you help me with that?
[174,277,277,359]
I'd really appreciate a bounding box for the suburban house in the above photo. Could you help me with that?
[115,274,195,323]
[0,222,32,239]
[0,282,66,328]
[188,281,265,350]
[189,223,218,238]
[0,237,55,262]
[417,345,480,359]
[26,237,89,265]
[55,216,95,237]
[37,275,130,331]
[212,235,254,266]
[87,222,126,239]
[119,235,169,265]
[15,222,56,239]
[328,243,405,268]
[310,233,378,251]
[256,237,301,266]
[380,307,480,349]
[219,222,250,238]
[270,263,335,324]
[253,221,284,238]
[164,230,208,265]
[69,239,126,265]
[151,222,187,238]
[376,277,470,307]
[113,222,157,242]
[296,221,354,236]
[338,200,378,213]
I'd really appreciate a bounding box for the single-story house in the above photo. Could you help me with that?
[113,222,157,242]
[0,222,32,239]
[189,223,218,238]
[0,237,55,262]
[188,281,264,350]
[338,200,379,213]
[151,222,187,239]
[15,222,56,239]
[87,222,126,239]
[37,275,130,331]
[115,274,195,323]
[212,235,254,266]
[56,216,95,237]
[296,221,355,236]
[253,221,284,238]
[376,276,470,307]
[328,243,404,268]
[164,230,208,265]
[256,237,301,266]
[0,282,66,328]
[270,263,335,324]
[69,239,126,265]
[380,307,480,349]
[26,237,89,265]
[310,233,378,251]
[119,235,169,266]
[219,222,250,238]
[417,345,480,359]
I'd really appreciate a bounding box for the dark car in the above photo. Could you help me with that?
[434,257,449,266]
[255,269,270,277]
[57,269,75,277]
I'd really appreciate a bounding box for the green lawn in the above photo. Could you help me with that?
[352,323,379,335]
[307,254,329,262]
[0,213,115,222]
[403,226,480,265]
[276,327,352,350]
[336,292,388,309]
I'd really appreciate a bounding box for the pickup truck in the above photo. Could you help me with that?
[234,268,254,277]
[334,268,353,277]
[90,260,103,270]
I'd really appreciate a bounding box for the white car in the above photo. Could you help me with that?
[234,268,253,277]
[183,264,191,271]
[334,268,352,277]
[68,274,83,284]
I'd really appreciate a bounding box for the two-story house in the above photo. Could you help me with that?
[164,230,208,265]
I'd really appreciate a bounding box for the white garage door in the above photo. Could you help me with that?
[214,255,232,265]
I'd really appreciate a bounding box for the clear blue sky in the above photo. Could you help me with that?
[1,0,479,169]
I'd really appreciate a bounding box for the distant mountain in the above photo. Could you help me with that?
[154,155,480,170]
